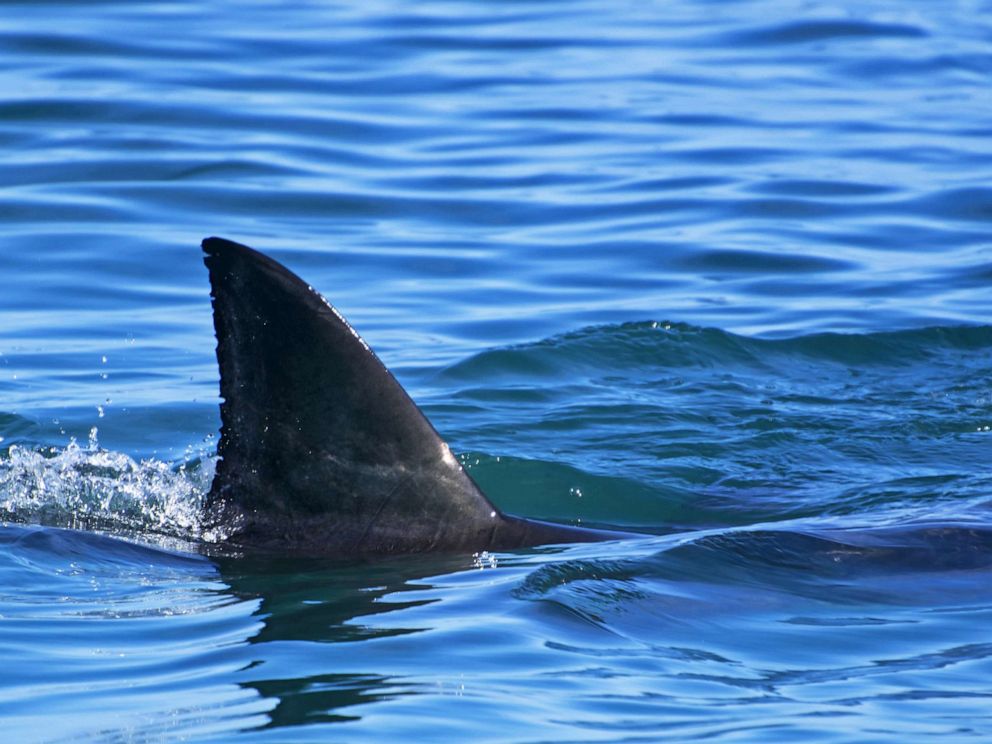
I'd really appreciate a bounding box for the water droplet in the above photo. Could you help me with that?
[472,551,498,570]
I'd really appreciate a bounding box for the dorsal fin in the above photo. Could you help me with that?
[201,237,629,556]
[202,237,505,554]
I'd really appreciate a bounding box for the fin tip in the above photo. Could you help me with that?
[202,236,247,256]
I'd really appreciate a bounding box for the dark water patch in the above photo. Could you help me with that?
[904,186,992,223]
[0,30,226,60]
[173,70,538,98]
[0,193,135,224]
[0,98,433,147]
[838,145,992,168]
[747,179,897,198]
[725,19,928,47]
[677,247,853,274]
[473,105,624,124]
[375,32,630,53]
[768,324,992,364]
[380,170,606,194]
[648,113,781,129]
[765,223,992,253]
[667,146,792,165]
[0,158,297,189]
[592,175,734,194]
[836,52,992,82]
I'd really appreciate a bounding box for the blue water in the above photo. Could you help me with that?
[2,0,991,740]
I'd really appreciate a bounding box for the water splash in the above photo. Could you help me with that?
[472,550,499,570]
[0,428,217,542]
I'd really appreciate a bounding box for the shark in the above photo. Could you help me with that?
[201,237,630,556]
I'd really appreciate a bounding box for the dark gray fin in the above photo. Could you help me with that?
[202,237,616,556]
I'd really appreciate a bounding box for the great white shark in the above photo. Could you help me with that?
[201,237,631,556]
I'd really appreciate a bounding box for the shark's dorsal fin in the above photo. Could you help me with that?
[202,237,508,554]
[202,237,625,556]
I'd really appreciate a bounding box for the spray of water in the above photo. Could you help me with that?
[0,428,220,542]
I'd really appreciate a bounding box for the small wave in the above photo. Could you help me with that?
[430,321,992,532]
[442,321,992,382]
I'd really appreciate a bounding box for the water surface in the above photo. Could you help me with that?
[1,0,991,741]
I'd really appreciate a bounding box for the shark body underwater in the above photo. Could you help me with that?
[201,237,632,557]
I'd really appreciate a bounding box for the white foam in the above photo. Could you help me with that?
[0,431,216,541]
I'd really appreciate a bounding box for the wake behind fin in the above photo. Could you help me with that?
[202,237,622,556]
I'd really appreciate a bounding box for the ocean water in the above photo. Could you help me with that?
[1,0,991,740]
